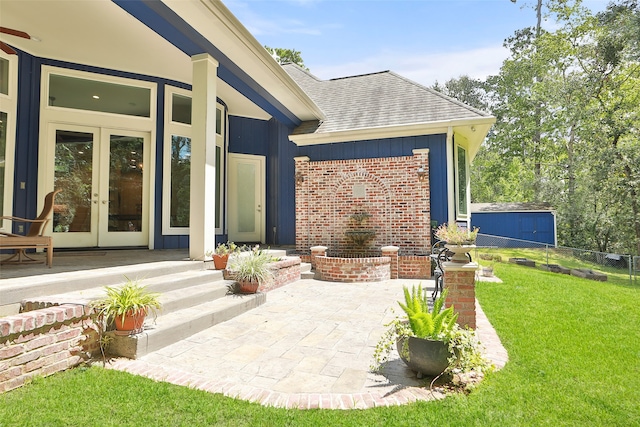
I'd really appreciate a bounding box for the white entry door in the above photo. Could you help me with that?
[228,153,265,243]
[48,124,150,248]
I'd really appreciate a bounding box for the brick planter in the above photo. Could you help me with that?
[509,258,536,267]
[315,255,391,282]
[0,304,99,393]
[225,256,301,292]
[540,264,571,274]
[571,268,607,282]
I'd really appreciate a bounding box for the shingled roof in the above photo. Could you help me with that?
[282,63,493,136]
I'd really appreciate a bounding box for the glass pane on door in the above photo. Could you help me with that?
[169,135,190,228]
[237,162,256,233]
[108,135,143,232]
[53,130,93,233]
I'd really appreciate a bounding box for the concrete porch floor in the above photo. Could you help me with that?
[0,249,508,409]
[0,248,191,280]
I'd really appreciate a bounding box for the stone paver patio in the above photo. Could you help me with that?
[106,277,508,409]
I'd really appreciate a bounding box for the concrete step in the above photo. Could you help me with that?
[16,261,268,360]
[1,259,204,306]
[300,262,312,273]
[300,262,315,279]
[21,269,223,308]
[158,280,233,315]
[107,291,267,358]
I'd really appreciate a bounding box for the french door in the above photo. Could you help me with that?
[48,124,150,248]
[228,153,265,243]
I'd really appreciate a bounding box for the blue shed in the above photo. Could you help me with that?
[471,203,557,247]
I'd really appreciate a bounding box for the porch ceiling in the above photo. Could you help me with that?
[0,0,320,123]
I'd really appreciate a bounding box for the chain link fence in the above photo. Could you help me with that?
[475,233,638,285]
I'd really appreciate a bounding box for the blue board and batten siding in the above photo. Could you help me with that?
[229,124,450,246]
[471,211,556,246]
[11,52,449,249]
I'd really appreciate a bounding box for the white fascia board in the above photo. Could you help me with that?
[165,0,325,122]
[472,210,556,214]
[290,117,495,146]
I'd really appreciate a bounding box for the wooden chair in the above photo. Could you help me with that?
[0,189,61,267]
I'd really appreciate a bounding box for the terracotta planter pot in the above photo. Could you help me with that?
[397,336,452,377]
[213,254,230,270]
[114,309,146,335]
[237,280,260,294]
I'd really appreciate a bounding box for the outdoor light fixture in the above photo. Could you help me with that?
[295,172,304,186]
[417,167,427,182]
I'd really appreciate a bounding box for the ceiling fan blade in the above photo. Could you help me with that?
[0,27,31,40]
[0,41,17,55]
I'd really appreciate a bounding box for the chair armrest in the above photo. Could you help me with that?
[0,216,47,224]
[0,231,23,237]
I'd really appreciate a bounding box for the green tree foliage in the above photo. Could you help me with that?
[264,46,309,70]
[437,0,640,254]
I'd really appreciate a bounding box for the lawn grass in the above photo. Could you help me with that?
[474,246,637,287]
[1,263,639,426]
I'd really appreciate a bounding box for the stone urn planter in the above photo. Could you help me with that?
[397,336,452,378]
[445,244,475,263]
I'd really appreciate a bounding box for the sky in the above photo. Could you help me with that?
[225,0,611,87]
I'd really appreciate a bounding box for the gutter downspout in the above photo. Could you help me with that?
[446,126,455,223]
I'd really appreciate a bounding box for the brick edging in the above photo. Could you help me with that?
[105,359,445,409]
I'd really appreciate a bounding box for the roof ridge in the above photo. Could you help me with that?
[329,70,391,81]
[386,71,492,117]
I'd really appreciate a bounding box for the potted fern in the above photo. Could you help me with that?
[372,284,488,378]
[91,278,162,335]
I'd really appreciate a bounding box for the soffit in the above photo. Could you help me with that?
[0,0,316,121]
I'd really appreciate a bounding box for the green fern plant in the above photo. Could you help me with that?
[371,284,490,375]
[398,285,458,340]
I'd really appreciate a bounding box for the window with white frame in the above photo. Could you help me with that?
[163,86,225,234]
[0,53,17,230]
[455,144,469,219]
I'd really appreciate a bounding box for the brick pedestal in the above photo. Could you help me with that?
[310,246,327,270]
[442,261,478,329]
[381,246,399,279]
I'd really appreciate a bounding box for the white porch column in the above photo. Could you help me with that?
[189,54,219,260]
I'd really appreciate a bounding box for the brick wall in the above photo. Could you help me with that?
[315,256,391,282]
[0,304,99,393]
[260,257,301,292]
[224,256,301,292]
[301,252,432,280]
[398,256,432,279]
[295,150,431,257]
